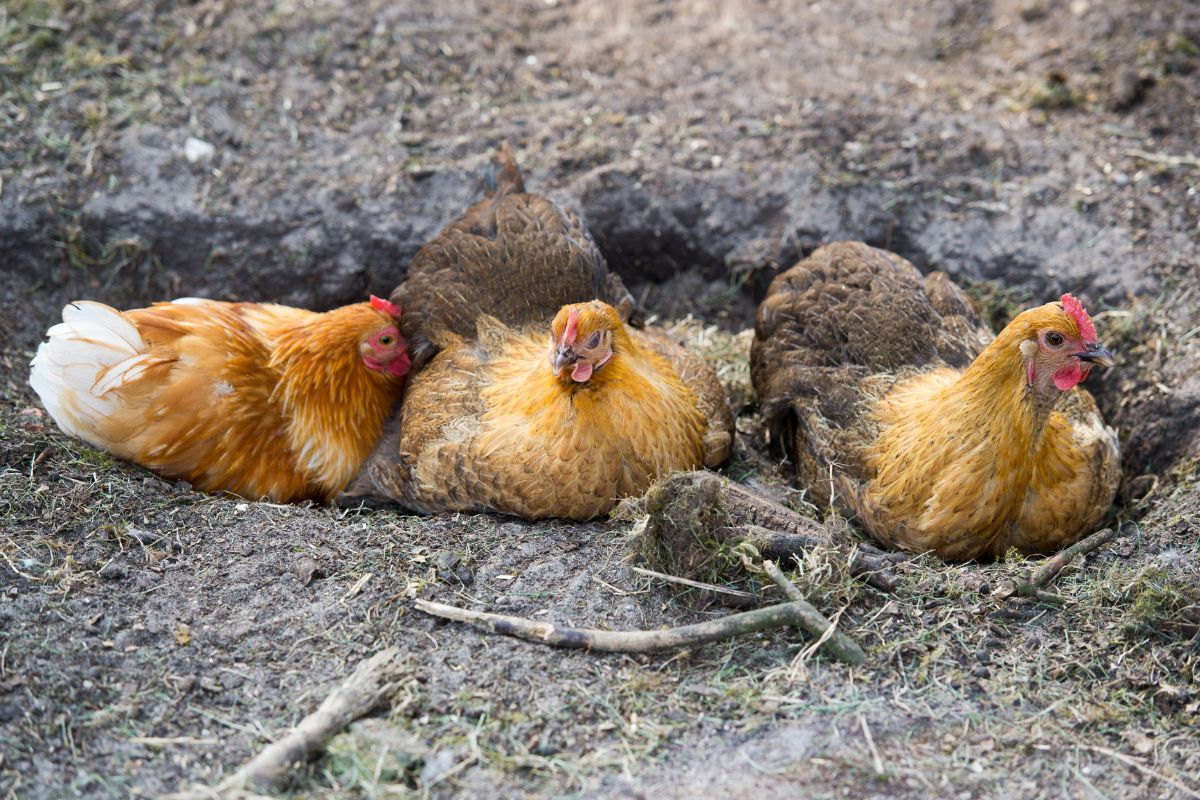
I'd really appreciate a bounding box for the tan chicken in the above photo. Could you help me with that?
[343,145,734,518]
[30,296,410,503]
[751,242,1120,560]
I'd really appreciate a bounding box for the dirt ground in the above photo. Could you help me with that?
[2,0,1200,797]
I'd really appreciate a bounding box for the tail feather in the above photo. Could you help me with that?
[29,301,150,445]
[482,140,525,197]
[60,301,145,352]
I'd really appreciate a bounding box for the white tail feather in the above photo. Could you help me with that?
[29,301,149,445]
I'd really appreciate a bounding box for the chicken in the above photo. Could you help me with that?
[751,241,1120,560]
[342,142,731,518]
[29,295,411,503]
[390,140,637,369]
[351,299,733,519]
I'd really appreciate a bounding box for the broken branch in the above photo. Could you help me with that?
[761,560,867,665]
[215,647,408,793]
[630,471,902,592]
[1014,527,1122,600]
[415,597,861,660]
[729,523,901,592]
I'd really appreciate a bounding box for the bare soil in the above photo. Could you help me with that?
[2,1,1199,798]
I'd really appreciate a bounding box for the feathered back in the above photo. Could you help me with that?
[749,241,1120,560]
[390,143,637,359]
[751,242,992,436]
[30,298,407,503]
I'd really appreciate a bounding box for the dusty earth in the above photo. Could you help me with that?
[3,0,1200,797]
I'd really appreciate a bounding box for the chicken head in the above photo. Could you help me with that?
[1015,293,1113,402]
[549,301,618,383]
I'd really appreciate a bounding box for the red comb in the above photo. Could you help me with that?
[370,295,402,318]
[562,306,580,346]
[1061,293,1096,342]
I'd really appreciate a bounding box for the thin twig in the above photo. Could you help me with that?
[761,560,867,665]
[729,524,900,592]
[1014,527,1121,600]
[130,736,219,748]
[1125,148,1200,170]
[415,598,852,655]
[631,566,757,601]
[213,647,408,793]
[859,714,885,774]
[1086,745,1200,799]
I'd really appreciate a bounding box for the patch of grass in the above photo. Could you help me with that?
[1120,560,1200,642]
[666,316,755,412]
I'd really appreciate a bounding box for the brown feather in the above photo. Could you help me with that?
[751,241,1120,561]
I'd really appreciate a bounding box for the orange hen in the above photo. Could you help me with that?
[751,242,1121,560]
[29,296,411,503]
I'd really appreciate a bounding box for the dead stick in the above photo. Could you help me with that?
[761,560,867,665]
[416,598,853,656]
[631,566,757,601]
[1014,527,1120,600]
[216,647,407,792]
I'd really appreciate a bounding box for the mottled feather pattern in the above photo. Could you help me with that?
[752,241,1120,561]
[342,145,730,517]
[390,144,636,366]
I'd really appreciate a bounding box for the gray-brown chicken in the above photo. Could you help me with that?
[751,241,1120,561]
[391,141,637,368]
[342,145,734,518]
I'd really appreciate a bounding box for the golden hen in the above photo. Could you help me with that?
[343,144,733,518]
[30,295,410,503]
[355,300,732,519]
[751,242,1120,560]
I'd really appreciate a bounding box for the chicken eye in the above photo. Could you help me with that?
[585,331,602,349]
[1045,332,1064,347]
[378,335,394,347]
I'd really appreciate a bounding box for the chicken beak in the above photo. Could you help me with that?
[1073,343,1114,368]
[551,348,575,375]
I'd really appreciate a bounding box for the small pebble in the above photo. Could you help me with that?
[975,649,991,664]
[972,665,991,679]
[98,562,128,581]
[220,672,246,690]
[126,527,155,544]
[419,749,459,786]
[291,556,321,586]
[436,551,474,585]
[183,136,215,163]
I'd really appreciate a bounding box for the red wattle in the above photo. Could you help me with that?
[1053,362,1085,391]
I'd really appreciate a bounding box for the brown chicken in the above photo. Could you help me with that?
[30,295,410,503]
[390,140,638,368]
[751,242,1120,560]
[344,145,733,518]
